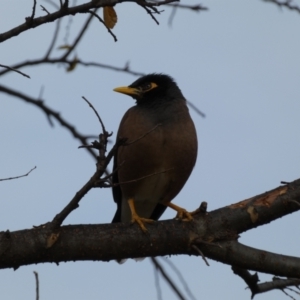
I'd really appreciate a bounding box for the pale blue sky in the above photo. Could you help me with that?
[1,0,300,299]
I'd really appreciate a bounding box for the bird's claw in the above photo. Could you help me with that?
[131,214,154,232]
[175,209,193,221]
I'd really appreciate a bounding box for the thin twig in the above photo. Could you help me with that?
[191,245,210,266]
[31,0,37,20]
[147,0,179,7]
[168,3,208,11]
[0,58,144,77]
[138,3,160,25]
[161,257,197,300]
[233,266,300,299]
[151,258,187,300]
[45,18,62,58]
[62,10,97,59]
[263,0,300,14]
[33,271,39,300]
[0,166,36,182]
[153,260,163,300]
[0,84,97,160]
[0,64,30,78]
[87,10,117,42]
[40,5,50,15]
[82,96,106,134]
[94,161,125,185]
[186,100,205,118]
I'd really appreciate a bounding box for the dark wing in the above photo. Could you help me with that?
[150,203,167,220]
[111,149,122,222]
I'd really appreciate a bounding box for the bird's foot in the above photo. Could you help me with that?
[131,214,154,232]
[167,202,193,222]
[128,198,154,232]
[175,209,193,221]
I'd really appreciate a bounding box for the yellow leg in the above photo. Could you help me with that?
[128,199,154,232]
[167,202,193,221]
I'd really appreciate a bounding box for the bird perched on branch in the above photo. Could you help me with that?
[112,74,197,232]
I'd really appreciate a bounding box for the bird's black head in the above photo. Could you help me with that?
[113,74,184,106]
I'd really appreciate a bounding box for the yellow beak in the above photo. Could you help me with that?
[113,86,140,97]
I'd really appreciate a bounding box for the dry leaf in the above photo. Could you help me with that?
[103,7,117,29]
[67,56,78,72]
[58,45,72,50]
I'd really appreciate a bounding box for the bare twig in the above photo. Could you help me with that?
[50,166,104,229]
[147,0,179,7]
[137,2,160,25]
[40,5,51,15]
[0,84,97,160]
[49,115,117,229]
[161,257,197,300]
[31,0,37,21]
[151,257,187,300]
[232,266,300,299]
[168,3,208,11]
[0,58,144,77]
[62,10,97,59]
[153,260,163,300]
[153,1,208,26]
[192,245,210,266]
[82,96,107,134]
[0,64,30,78]
[45,18,62,58]
[44,0,59,9]
[33,271,39,300]
[263,0,300,14]
[186,100,205,118]
[87,10,117,42]
[93,160,124,185]
[0,166,37,182]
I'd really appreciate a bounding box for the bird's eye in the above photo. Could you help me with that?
[139,82,158,92]
[140,83,152,91]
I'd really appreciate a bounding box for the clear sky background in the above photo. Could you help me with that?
[1,0,300,299]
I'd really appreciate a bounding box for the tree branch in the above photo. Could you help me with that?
[263,0,300,14]
[0,0,178,43]
[151,257,187,300]
[0,57,144,77]
[0,64,30,79]
[0,166,36,182]
[0,179,299,274]
[232,266,300,298]
[0,84,97,160]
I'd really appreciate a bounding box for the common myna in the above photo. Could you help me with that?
[112,74,197,232]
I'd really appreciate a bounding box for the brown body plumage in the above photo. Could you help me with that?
[112,74,197,230]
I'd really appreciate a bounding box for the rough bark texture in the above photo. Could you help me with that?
[0,179,299,276]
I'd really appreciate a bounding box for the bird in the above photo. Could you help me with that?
[111,73,197,232]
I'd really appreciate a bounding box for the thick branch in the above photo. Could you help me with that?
[0,179,299,273]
